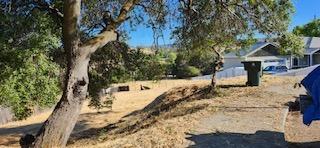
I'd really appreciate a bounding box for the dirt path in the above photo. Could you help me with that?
[187,107,289,147]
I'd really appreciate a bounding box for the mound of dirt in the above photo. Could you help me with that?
[108,85,213,133]
[70,84,214,144]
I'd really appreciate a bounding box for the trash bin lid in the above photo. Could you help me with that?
[241,61,262,69]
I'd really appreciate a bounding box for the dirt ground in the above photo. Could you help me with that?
[285,112,320,148]
[0,75,317,148]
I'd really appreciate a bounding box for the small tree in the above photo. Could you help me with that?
[174,0,303,88]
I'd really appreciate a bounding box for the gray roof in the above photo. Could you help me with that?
[225,41,269,57]
[305,48,320,54]
[304,37,320,48]
[225,37,320,58]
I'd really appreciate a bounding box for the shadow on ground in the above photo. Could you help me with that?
[0,123,41,136]
[0,111,114,146]
[186,130,320,148]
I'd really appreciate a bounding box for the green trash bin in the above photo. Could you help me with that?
[241,61,262,86]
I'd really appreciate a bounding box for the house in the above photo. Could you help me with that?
[224,37,320,70]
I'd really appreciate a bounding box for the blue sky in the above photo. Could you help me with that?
[127,0,320,47]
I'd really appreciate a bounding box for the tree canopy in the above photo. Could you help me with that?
[293,18,320,37]
[0,6,61,119]
[174,0,302,54]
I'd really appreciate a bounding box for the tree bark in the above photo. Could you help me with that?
[211,69,218,88]
[33,58,90,147]
[211,49,224,89]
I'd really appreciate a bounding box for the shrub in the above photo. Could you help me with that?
[176,65,201,78]
[0,50,60,120]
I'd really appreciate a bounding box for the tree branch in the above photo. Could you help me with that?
[32,0,63,21]
[112,0,140,29]
[81,0,140,54]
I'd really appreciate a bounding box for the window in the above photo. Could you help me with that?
[293,58,298,66]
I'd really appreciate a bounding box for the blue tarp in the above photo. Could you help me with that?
[302,66,320,125]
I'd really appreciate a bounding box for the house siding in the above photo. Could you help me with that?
[292,55,311,68]
[224,57,244,69]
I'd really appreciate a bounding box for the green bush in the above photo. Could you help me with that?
[0,50,60,120]
[176,65,201,78]
[0,20,61,120]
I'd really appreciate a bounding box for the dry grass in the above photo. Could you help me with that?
[0,76,304,147]
[68,75,304,147]
[0,79,208,147]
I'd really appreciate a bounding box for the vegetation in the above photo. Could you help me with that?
[173,0,304,87]
[0,0,305,147]
[293,18,320,37]
[0,10,61,120]
[0,49,60,120]
[175,66,201,78]
[173,48,216,78]
[88,42,166,109]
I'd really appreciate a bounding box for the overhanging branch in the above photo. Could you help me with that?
[32,0,63,21]
[81,0,140,53]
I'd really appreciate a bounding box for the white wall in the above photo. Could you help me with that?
[224,56,291,69]
[246,56,291,69]
[276,64,319,76]
[191,67,247,80]
[224,57,245,69]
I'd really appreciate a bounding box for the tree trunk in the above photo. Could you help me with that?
[27,0,90,147]
[211,49,224,89]
[33,57,90,147]
[211,69,218,88]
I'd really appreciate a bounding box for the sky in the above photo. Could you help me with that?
[127,0,320,47]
